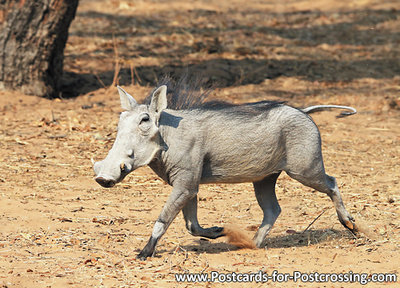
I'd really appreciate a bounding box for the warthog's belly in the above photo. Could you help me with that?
[199,148,285,184]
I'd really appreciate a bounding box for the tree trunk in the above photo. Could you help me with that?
[0,0,79,98]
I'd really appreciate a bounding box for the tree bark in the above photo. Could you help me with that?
[0,0,79,98]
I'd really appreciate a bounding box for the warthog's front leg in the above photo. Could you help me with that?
[182,196,225,239]
[137,185,197,260]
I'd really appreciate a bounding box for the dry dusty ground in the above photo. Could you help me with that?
[0,0,400,287]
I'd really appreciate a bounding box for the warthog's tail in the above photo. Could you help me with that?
[302,105,357,118]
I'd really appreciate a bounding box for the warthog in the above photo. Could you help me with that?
[93,79,357,260]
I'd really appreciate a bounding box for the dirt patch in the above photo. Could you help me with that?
[0,0,399,287]
[224,225,256,249]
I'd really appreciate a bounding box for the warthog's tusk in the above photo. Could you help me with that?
[91,157,95,165]
[120,162,125,171]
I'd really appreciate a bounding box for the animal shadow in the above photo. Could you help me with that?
[178,228,353,255]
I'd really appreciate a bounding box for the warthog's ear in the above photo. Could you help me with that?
[117,86,137,110]
[149,85,168,114]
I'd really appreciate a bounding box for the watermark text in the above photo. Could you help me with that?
[175,270,397,285]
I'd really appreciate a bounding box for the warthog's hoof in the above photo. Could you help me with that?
[137,250,152,261]
[344,219,358,236]
[209,226,225,235]
[204,226,225,239]
[345,220,354,230]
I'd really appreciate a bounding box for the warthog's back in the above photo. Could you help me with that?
[157,103,321,184]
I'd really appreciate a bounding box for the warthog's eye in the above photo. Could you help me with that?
[139,113,150,125]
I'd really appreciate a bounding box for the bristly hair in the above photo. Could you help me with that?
[143,74,285,112]
[143,74,213,110]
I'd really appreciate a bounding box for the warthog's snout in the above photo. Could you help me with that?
[95,177,116,188]
[94,159,131,188]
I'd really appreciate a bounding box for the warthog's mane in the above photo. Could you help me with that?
[143,75,284,112]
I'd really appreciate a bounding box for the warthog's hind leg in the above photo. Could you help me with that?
[182,196,225,239]
[325,175,357,234]
[253,172,282,248]
[287,171,357,235]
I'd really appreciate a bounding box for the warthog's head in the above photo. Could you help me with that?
[93,85,167,188]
